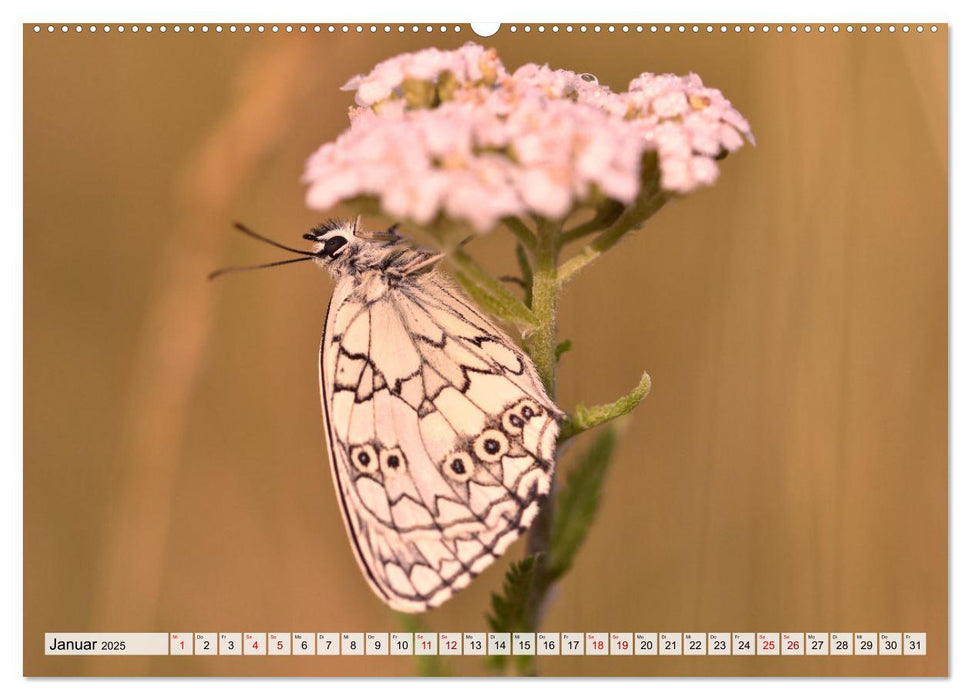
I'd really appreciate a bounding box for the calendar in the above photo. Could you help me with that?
[22,16,948,681]
[44,631,928,657]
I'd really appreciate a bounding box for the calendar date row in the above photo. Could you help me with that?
[46,632,927,657]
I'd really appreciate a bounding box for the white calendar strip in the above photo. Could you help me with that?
[45,632,927,657]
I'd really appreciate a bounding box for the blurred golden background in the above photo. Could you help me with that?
[24,25,946,676]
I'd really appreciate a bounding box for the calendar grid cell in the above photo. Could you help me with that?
[659,632,681,656]
[806,632,828,656]
[831,632,853,656]
[904,633,926,655]
[879,633,902,656]
[855,632,877,656]
[683,632,705,656]
[537,632,559,656]
[585,632,608,656]
[439,632,462,656]
[340,632,363,656]
[316,632,339,656]
[366,632,388,656]
[390,632,413,656]
[415,632,437,655]
[462,633,485,656]
[708,633,730,656]
[244,633,266,656]
[268,633,290,656]
[610,632,633,656]
[170,633,191,656]
[488,632,511,656]
[635,633,658,656]
[218,633,241,656]
[513,632,536,656]
[292,633,314,655]
[194,633,216,656]
[561,632,584,656]
[782,633,804,656]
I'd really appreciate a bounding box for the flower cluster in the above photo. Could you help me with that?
[303,43,753,233]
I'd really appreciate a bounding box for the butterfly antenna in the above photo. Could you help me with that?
[208,256,316,281]
[231,221,317,256]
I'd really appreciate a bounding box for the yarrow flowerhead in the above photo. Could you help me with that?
[303,43,753,234]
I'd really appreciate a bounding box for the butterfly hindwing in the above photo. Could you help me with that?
[320,272,560,612]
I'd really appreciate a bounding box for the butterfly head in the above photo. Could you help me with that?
[207,218,403,282]
[303,219,357,265]
[302,217,405,276]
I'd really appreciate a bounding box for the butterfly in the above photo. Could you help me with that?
[214,218,562,612]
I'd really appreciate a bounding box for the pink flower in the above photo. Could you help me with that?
[651,91,690,118]
[305,43,754,232]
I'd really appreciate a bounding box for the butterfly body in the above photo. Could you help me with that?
[310,219,561,612]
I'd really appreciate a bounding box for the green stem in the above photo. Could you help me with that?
[523,221,560,395]
[502,216,538,251]
[557,187,667,286]
[488,200,662,673]
[520,220,561,649]
[560,201,625,245]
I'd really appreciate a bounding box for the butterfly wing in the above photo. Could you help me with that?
[320,272,560,612]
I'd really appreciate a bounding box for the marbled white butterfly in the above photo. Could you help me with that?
[214,218,561,611]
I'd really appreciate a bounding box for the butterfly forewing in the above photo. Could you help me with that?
[319,271,559,612]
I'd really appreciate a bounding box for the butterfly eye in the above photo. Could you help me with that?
[474,429,509,463]
[502,408,526,436]
[349,444,379,474]
[442,451,474,483]
[515,399,543,421]
[322,235,348,259]
[380,447,407,476]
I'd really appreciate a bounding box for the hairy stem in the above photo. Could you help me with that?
[502,216,538,251]
[521,220,561,644]
[557,184,666,286]
[560,200,625,245]
[490,204,659,674]
[523,221,560,395]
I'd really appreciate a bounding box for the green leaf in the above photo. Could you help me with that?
[486,555,538,672]
[555,338,573,361]
[560,372,651,442]
[450,249,539,331]
[548,427,618,581]
[487,555,537,632]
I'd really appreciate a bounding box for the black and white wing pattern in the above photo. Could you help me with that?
[320,271,561,612]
